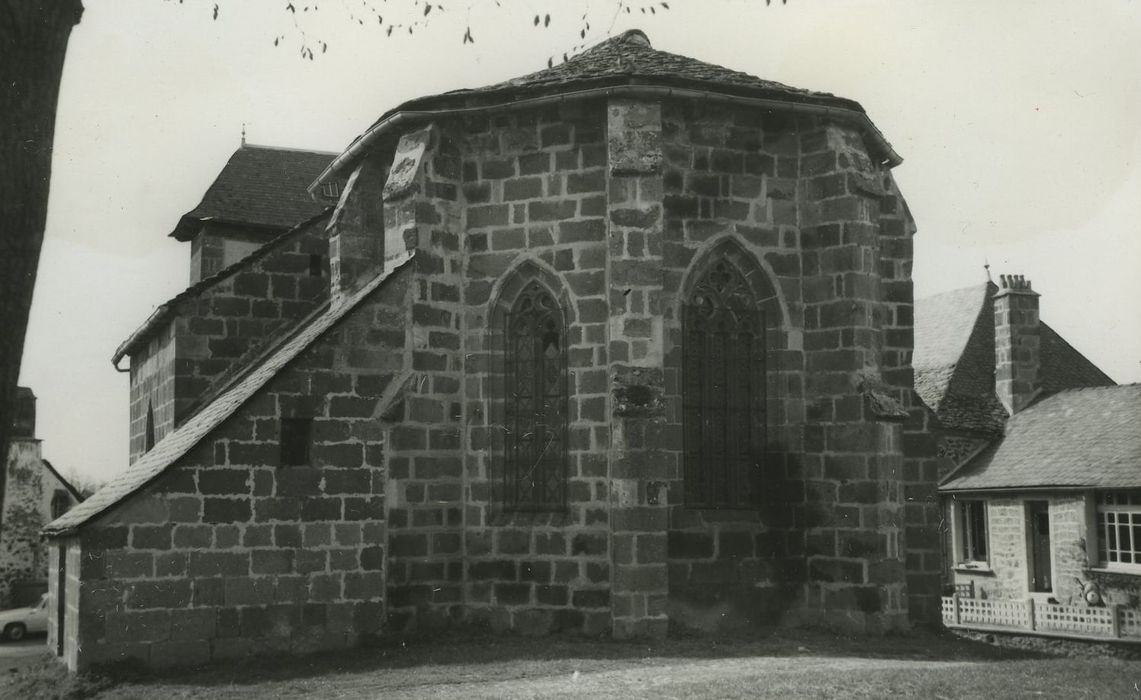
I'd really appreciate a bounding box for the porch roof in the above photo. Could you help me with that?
[940,384,1141,492]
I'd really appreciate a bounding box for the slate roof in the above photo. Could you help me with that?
[315,29,899,188]
[941,384,1141,491]
[113,210,332,368]
[913,282,1114,435]
[45,253,415,536]
[170,145,338,241]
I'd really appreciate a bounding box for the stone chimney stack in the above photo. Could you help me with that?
[993,274,1041,415]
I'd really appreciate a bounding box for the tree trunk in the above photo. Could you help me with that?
[0,1,84,524]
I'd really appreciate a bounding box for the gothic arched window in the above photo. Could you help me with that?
[503,282,568,511]
[682,260,766,508]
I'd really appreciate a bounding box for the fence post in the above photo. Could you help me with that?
[953,593,961,625]
[1111,604,1121,639]
[1027,597,1036,631]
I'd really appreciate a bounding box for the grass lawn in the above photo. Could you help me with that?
[11,628,1141,699]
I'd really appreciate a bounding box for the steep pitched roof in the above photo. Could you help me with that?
[113,210,332,368]
[913,281,1113,435]
[314,29,900,188]
[171,144,337,241]
[46,253,414,537]
[941,384,1141,491]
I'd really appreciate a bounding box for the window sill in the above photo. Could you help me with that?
[954,563,994,575]
[1088,566,1141,577]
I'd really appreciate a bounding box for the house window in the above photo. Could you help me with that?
[309,253,323,277]
[503,282,567,511]
[50,490,71,520]
[1097,491,1141,569]
[682,260,766,508]
[956,500,989,563]
[280,418,313,466]
[320,181,340,199]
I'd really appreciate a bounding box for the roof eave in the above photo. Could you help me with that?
[310,79,902,192]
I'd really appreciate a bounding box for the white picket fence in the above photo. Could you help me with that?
[942,595,1141,641]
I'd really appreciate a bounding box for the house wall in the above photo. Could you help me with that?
[950,494,1141,608]
[128,220,331,463]
[60,269,407,669]
[0,440,71,607]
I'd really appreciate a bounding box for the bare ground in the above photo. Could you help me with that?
[9,628,1141,699]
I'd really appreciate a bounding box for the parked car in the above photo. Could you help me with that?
[0,594,48,641]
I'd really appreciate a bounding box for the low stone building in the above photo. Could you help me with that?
[1,387,81,608]
[45,30,944,670]
[914,274,1140,641]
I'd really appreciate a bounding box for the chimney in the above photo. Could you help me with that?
[993,274,1041,415]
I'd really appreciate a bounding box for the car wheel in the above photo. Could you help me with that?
[4,623,26,642]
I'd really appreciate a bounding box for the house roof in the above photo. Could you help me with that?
[41,459,83,501]
[913,281,1114,435]
[113,210,331,369]
[170,144,338,242]
[941,384,1141,492]
[46,252,415,537]
[313,29,900,188]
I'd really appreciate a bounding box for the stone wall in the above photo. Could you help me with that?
[189,224,270,285]
[1,440,48,607]
[58,269,407,670]
[458,103,614,635]
[951,494,1141,609]
[128,218,331,463]
[376,99,919,636]
[656,102,804,629]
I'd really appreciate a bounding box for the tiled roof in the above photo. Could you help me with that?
[113,211,331,368]
[941,384,1141,491]
[913,281,1113,435]
[316,29,899,188]
[171,145,338,241]
[45,253,415,537]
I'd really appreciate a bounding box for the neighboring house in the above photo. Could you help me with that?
[1,388,82,608]
[917,274,1140,642]
[44,29,943,671]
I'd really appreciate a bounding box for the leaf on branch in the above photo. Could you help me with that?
[274,37,280,46]
[286,3,295,13]
[212,3,219,20]
[544,13,550,27]
[387,24,394,36]
[661,2,670,8]
[534,14,540,26]
[547,57,553,68]
[424,3,431,16]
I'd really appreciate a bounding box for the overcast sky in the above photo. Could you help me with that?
[20,0,1141,488]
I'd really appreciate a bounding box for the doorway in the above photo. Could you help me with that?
[1027,501,1053,593]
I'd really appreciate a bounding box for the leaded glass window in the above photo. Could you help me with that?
[504,283,568,511]
[682,260,766,508]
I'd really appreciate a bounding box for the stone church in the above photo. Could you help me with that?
[44,30,944,670]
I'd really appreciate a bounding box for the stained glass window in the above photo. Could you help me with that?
[503,282,568,511]
[682,260,766,508]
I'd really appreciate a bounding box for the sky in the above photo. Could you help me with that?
[20,0,1141,489]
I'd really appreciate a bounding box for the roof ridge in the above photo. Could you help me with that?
[240,142,341,157]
